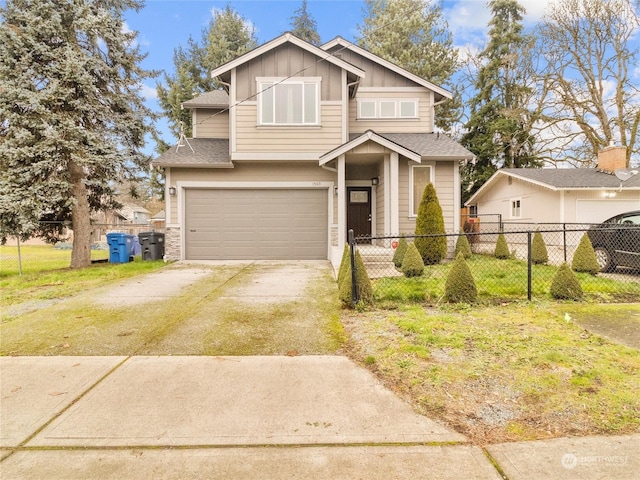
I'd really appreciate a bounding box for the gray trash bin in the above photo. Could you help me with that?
[138,232,165,260]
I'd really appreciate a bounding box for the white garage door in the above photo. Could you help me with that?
[576,199,640,223]
[185,189,328,260]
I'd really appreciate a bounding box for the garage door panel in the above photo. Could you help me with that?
[185,189,327,260]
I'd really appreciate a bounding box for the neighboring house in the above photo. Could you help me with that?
[119,203,151,225]
[153,32,474,266]
[150,209,166,229]
[465,145,640,226]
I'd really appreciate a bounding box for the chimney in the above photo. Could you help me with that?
[597,142,627,173]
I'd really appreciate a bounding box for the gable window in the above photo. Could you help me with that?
[511,198,521,218]
[357,98,418,120]
[258,78,319,126]
[410,164,434,217]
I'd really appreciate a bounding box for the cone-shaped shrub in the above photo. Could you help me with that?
[337,243,350,285]
[414,183,447,265]
[455,234,472,259]
[401,242,425,277]
[531,230,549,265]
[550,263,583,300]
[392,236,408,268]
[339,250,373,307]
[494,232,510,259]
[444,252,478,303]
[572,234,600,275]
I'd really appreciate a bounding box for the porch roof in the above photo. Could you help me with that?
[151,138,233,169]
[319,131,474,165]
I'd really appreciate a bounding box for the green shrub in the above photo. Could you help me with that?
[550,263,583,300]
[392,236,408,268]
[494,232,510,259]
[531,230,549,265]
[337,243,350,285]
[444,252,478,303]
[401,242,425,277]
[455,234,472,259]
[572,234,600,275]
[339,250,373,307]
[414,183,447,265]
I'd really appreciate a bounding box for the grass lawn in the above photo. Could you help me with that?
[0,244,109,277]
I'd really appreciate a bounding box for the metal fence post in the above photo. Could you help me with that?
[348,229,358,307]
[527,231,532,301]
[563,223,567,263]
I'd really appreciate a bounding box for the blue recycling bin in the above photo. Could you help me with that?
[106,233,135,263]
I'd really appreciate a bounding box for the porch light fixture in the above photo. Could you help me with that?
[371,177,379,185]
[334,186,338,195]
[168,186,177,196]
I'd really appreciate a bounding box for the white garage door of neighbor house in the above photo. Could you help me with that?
[576,199,640,223]
[185,189,328,260]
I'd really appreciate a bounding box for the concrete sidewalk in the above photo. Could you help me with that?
[1,356,638,479]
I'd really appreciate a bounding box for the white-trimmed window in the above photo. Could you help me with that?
[511,198,521,218]
[357,98,418,119]
[258,77,320,125]
[409,164,434,217]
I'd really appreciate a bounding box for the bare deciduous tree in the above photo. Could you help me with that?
[535,0,639,168]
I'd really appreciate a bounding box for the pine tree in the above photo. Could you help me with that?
[444,252,478,303]
[156,6,257,140]
[392,236,409,268]
[358,0,461,132]
[494,233,510,259]
[401,242,425,277]
[550,263,583,300]
[572,234,600,275]
[414,183,447,265]
[455,234,472,259]
[460,0,541,202]
[0,0,155,268]
[289,0,320,46]
[531,230,549,265]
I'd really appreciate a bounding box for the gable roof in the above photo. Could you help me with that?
[319,131,473,165]
[210,32,366,80]
[466,168,640,205]
[182,90,229,109]
[151,138,232,168]
[321,36,452,101]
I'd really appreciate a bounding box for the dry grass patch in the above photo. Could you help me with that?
[342,302,640,444]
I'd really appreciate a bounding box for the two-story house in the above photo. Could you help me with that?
[153,33,474,267]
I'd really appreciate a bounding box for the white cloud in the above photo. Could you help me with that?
[140,84,158,101]
[121,21,150,48]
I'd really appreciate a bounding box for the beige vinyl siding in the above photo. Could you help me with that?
[350,91,433,133]
[168,163,336,223]
[399,160,456,234]
[193,109,229,138]
[235,44,343,101]
[235,103,343,153]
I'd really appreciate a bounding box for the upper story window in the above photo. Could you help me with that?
[358,98,418,120]
[257,77,320,126]
[409,164,434,217]
[511,198,521,218]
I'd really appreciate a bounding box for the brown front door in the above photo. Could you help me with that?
[347,187,371,242]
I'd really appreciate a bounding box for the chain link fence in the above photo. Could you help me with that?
[1,222,165,276]
[347,223,640,305]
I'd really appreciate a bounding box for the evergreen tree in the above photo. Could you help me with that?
[0,0,155,268]
[401,242,425,277]
[572,234,600,275]
[460,0,541,202]
[289,0,320,46]
[550,263,583,300]
[444,252,478,303]
[455,234,472,259]
[414,183,447,265]
[531,230,548,265]
[358,0,461,132]
[494,232,510,259]
[392,236,409,268]
[156,6,257,140]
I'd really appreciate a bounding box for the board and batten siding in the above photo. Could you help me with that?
[193,109,229,138]
[398,160,456,235]
[235,103,343,153]
[349,90,434,134]
[328,48,420,89]
[168,163,337,224]
[235,44,343,101]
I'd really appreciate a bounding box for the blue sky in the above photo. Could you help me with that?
[125,0,556,148]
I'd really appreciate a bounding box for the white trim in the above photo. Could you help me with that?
[390,152,399,235]
[211,33,366,79]
[337,155,346,247]
[192,111,197,137]
[358,87,427,93]
[341,69,348,143]
[231,152,321,161]
[320,37,451,99]
[165,168,172,224]
[408,162,436,218]
[384,157,391,236]
[178,181,335,261]
[230,68,237,153]
[454,161,461,233]
[560,190,565,223]
[357,98,419,120]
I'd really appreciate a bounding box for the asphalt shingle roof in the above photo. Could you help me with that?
[348,132,474,159]
[503,168,640,189]
[182,90,229,108]
[152,138,231,168]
